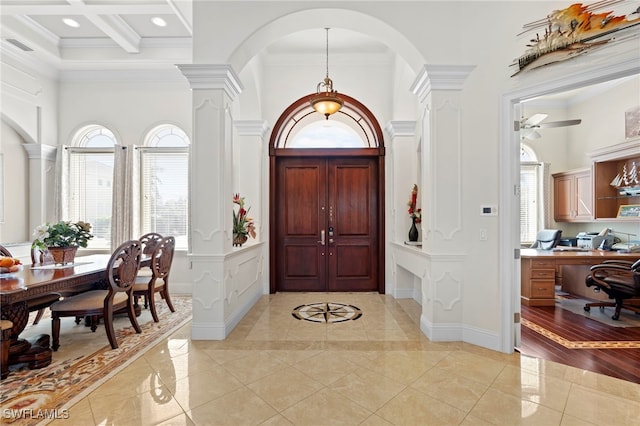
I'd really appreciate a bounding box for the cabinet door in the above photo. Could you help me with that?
[553,169,593,222]
[554,175,573,221]
[574,170,593,220]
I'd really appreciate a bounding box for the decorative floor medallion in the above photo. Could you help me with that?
[292,302,362,323]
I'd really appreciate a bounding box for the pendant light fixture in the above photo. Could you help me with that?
[309,28,344,119]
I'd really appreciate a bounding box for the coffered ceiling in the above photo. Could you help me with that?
[0,0,193,72]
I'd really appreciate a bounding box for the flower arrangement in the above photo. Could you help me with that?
[32,220,94,249]
[407,184,422,223]
[233,194,256,239]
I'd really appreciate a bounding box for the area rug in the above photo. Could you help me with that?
[0,296,191,425]
[556,297,640,328]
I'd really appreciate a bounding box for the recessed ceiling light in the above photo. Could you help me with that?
[151,17,167,27]
[62,18,79,28]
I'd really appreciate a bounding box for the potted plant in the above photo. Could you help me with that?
[232,194,256,246]
[32,220,94,264]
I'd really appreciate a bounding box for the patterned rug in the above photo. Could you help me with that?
[0,296,191,425]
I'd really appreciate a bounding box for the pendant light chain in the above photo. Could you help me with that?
[325,27,329,79]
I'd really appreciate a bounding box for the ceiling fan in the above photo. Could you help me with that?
[516,113,582,140]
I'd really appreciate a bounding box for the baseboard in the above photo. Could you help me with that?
[420,316,502,352]
[224,289,263,336]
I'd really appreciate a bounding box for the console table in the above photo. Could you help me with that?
[520,248,640,306]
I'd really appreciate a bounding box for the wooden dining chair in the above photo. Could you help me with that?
[133,236,176,322]
[137,232,163,277]
[50,240,143,351]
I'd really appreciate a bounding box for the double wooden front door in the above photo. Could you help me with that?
[274,156,379,292]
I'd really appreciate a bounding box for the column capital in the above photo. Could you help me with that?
[176,64,243,99]
[234,120,270,138]
[23,143,57,161]
[385,121,416,138]
[411,65,476,101]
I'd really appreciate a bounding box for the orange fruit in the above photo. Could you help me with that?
[0,257,14,267]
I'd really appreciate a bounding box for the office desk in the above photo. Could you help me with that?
[520,249,640,306]
[0,255,127,369]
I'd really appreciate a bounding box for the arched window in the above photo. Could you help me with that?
[139,124,190,249]
[67,125,116,249]
[520,143,541,244]
[288,120,365,148]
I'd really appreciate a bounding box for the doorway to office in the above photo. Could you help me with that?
[268,93,385,294]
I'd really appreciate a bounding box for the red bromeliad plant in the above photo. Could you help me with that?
[233,193,256,238]
[407,184,422,223]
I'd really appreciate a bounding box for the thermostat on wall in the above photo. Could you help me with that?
[480,205,498,216]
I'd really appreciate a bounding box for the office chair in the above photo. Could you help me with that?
[530,229,562,250]
[584,259,640,320]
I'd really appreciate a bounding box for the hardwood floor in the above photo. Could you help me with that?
[519,303,640,384]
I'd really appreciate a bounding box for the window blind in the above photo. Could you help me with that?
[68,151,114,249]
[140,149,188,249]
[520,163,540,244]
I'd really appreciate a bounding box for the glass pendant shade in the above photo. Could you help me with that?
[310,77,344,119]
[310,29,343,119]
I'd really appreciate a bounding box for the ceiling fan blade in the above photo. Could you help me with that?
[537,119,582,128]
[522,113,548,127]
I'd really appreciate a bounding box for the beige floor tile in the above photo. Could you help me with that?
[366,350,445,384]
[280,387,372,426]
[331,367,406,412]
[292,350,359,385]
[88,384,185,425]
[88,357,160,399]
[221,351,288,384]
[435,350,507,385]
[156,412,196,426]
[187,387,277,426]
[376,386,467,425]
[46,293,640,426]
[491,364,572,412]
[410,365,489,413]
[48,398,93,426]
[169,365,244,411]
[247,366,325,411]
[564,384,640,425]
[469,388,563,425]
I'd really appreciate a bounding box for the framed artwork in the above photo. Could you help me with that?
[625,106,640,139]
[616,204,640,218]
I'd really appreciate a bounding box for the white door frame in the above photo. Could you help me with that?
[498,56,640,353]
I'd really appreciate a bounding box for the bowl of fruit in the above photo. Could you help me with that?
[0,256,23,276]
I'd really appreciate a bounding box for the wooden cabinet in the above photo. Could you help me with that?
[553,168,593,222]
[593,156,640,220]
[521,258,556,306]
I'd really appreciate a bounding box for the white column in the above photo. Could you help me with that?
[177,64,243,340]
[23,144,57,234]
[411,64,476,341]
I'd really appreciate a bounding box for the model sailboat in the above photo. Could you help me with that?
[611,161,640,196]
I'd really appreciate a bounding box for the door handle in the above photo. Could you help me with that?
[318,230,325,246]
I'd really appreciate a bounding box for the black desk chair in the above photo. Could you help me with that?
[530,229,562,250]
[584,259,640,320]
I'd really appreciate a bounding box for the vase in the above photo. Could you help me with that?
[233,234,248,247]
[48,246,78,265]
[408,218,419,242]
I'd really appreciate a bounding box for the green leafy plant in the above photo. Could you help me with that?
[32,220,94,249]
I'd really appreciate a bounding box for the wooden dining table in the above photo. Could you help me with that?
[0,254,140,369]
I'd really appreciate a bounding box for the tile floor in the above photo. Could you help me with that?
[51,293,640,425]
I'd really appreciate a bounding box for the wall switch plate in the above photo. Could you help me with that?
[480,205,498,216]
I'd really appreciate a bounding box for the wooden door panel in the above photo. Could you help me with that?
[328,158,378,291]
[277,158,326,291]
